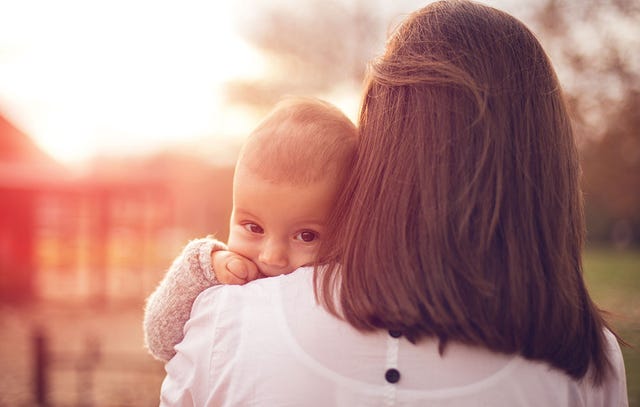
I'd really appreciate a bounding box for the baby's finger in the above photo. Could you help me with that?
[216,265,246,285]
[213,251,244,285]
[226,258,249,280]
[242,261,261,282]
[219,273,246,285]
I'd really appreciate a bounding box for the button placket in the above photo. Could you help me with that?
[383,330,401,406]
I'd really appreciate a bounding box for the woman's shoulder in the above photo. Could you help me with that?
[600,328,628,405]
[234,266,314,295]
[487,332,627,406]
[193,266,314,309]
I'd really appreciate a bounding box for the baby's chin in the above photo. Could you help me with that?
[259,264,309,278]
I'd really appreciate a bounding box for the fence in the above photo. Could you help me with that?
[32,327,164,407]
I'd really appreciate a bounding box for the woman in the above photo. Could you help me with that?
[160,1,628,405]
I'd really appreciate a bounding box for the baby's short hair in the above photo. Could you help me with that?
[237,96,358,185]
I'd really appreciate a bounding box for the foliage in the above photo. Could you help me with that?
[532,0,640,245]
[224,0,405,111]
[581,91,640,245]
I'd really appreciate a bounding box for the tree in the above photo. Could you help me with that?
[581,90,640,246]
[532,0,640,245]
[223,0,407,112]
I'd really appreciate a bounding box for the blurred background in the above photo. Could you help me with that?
[0,0,638,405]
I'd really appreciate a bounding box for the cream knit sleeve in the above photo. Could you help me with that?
[143,237,227,362]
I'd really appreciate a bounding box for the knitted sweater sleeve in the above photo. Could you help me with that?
[143,237,227,362]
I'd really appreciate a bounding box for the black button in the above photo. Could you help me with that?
[388,330,402,338]
[385,368,400,383]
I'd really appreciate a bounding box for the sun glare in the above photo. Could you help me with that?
[0,0,265,165]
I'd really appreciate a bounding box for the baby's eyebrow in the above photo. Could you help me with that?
[233,208,260,219]
[233,208,254,215]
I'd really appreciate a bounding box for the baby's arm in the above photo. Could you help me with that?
[143,238,224,361]
[143,237,260,361]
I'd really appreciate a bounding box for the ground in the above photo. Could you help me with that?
[0,302,165,407]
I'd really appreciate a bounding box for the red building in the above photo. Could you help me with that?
[0,112,174,304]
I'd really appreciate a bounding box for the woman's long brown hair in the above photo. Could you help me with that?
[315,0,615,384]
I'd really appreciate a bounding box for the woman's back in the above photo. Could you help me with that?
[161,269,627,406]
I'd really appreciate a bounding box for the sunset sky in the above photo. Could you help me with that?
[0,0,270,166]
[0,0,586,168]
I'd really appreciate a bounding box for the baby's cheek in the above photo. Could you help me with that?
[290,247,320,270]
[226,232,257,263]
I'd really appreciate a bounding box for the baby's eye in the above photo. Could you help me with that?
[294,230,318,243]
[243,223,264,234]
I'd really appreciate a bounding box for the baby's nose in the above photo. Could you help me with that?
[258,239,289,270]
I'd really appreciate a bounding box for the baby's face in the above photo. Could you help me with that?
[227,169,338,277]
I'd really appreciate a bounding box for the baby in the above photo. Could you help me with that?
[143,96,358,361]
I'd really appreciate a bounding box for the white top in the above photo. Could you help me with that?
[160,268,628,407]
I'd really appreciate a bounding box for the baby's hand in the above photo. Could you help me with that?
[212,251,261,285]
